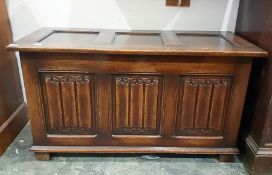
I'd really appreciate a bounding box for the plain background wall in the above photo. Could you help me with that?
[7,0,240,40]
[5,0,240,99]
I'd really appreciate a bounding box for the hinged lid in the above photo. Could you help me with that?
[7,28,268,57]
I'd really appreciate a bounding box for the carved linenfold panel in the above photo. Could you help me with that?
[113,75,162,135]
[176,76,232,136]
[130,82,144,128]
[61,80,77,128]
[41,72,95,135]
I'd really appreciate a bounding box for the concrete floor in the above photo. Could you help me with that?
[0,123,249,175]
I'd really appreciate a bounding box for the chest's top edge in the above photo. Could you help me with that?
[7,27,268,58]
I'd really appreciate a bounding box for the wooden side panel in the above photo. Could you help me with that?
[236,0,272,172]
[113,75,162,135]
[176,76,232,136]
[0,0,28,156]
[41,72,96,135]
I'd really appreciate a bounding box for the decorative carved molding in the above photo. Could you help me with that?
[41,72,96,135]
[176,75,232,136]
[45,75,90,83]
[116,77,159,85]
[184,78,228,86]
[113,75,162,135]
[115,127,159,135]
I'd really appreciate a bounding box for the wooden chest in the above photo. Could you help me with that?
[8,28,267,161]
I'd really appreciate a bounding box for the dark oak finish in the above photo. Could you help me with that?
[31,146,239,154]
[0,0,28,156]
[8,28,266,57]
[166,0,190,7]
[8,28,267,161]
[34,152,50,161]
[236,0,272,174]
[218,154,235,162]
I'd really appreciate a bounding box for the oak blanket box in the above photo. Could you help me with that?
[8,28,267,161]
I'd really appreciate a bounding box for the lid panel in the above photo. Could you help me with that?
[40,31,99,45]
[114,32,164,46]
[176,33,235,49]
